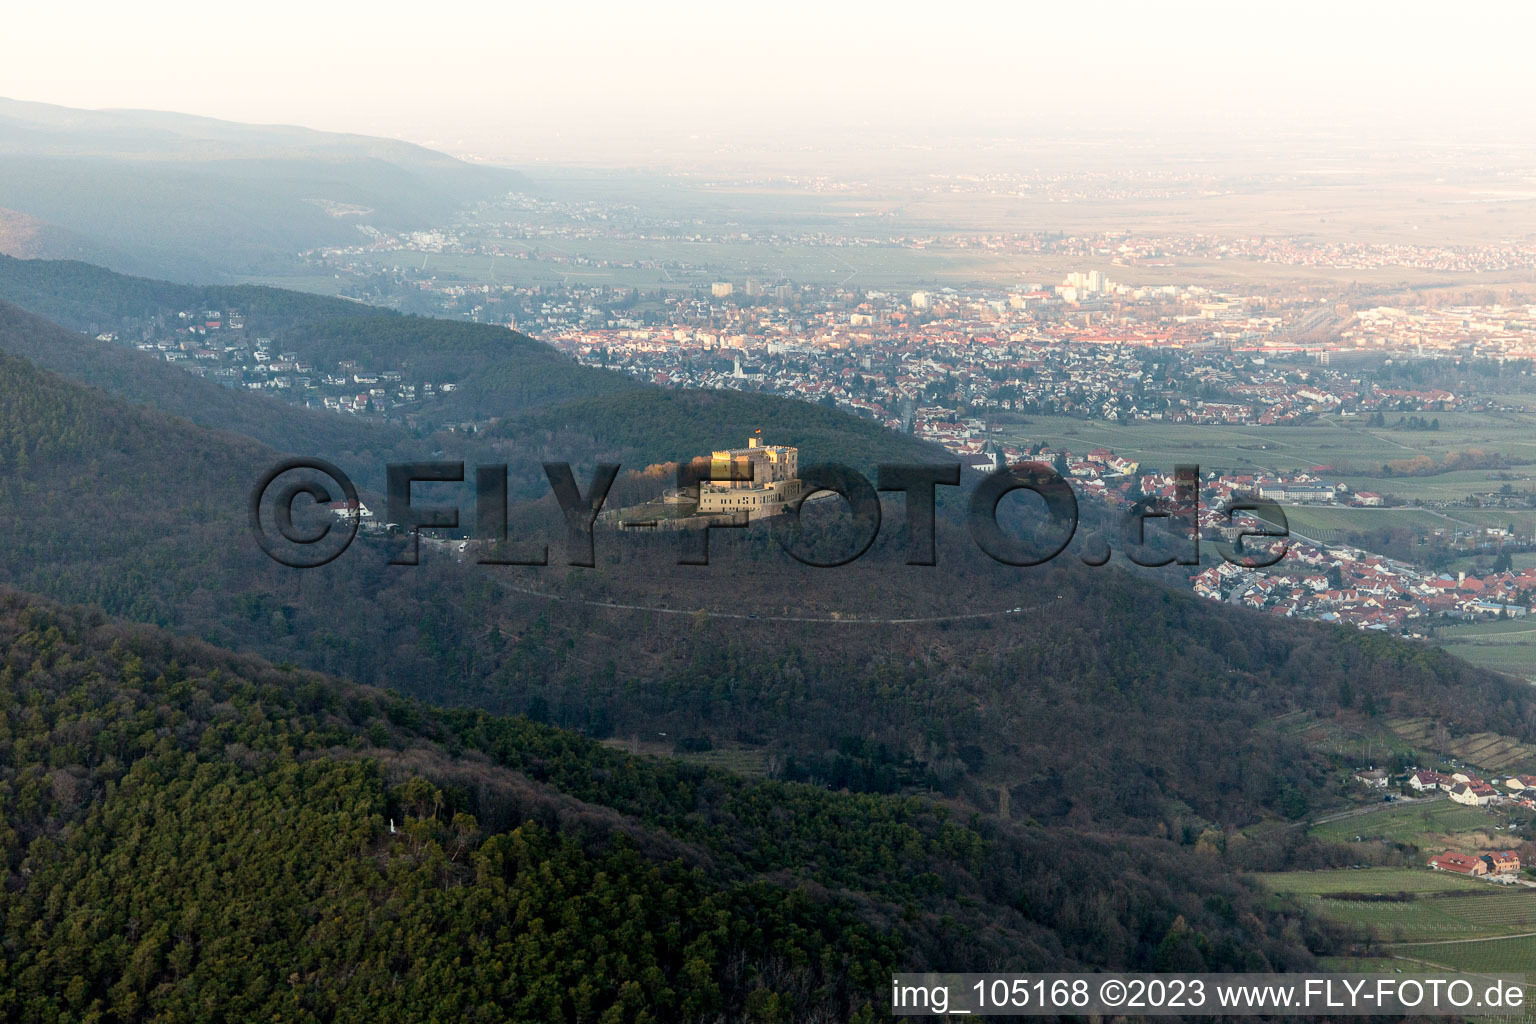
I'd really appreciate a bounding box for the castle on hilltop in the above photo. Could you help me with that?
[696,436,802,520]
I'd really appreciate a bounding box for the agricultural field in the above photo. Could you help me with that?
[996,415,1401,477]
[1390,718,1536,771]
[1325,948,1536,1024]
[1482,389,1536,413]
[1445,552,1536,575]
[1445,643,1536,682]
[1305,892,1533,943]
[1308,800,1504,848]
[1250,868,1500,897]
[1315,955,1434,974]
[1265,709,1422,769]
[1346,472,1536,502]
[672,747,771,777]
[955,410,1531,686]
[994,412,1536,510]
[1256,860,1536,1003]
[1433,619,1536,683]
[1394,934,1536,974]
[1277,505,1454,545]
[372,237,1039,291]
[1253,869,1536,943]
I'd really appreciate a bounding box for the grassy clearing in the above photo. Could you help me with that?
[674,748,771,777]
[1263,709,1425,768]
[1436,619,1536,641]
[598,739,770,777]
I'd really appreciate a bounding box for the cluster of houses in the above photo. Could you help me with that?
[96,311,456,419]
[1195,544,1536,631]
[794,424,1530,638]
[1348,768,1530,881]
[1428,850,1523,879]
[1204,471,1380,508]
[1406,769,1536,809]
[548,274,1486,442]
[991,443,1533,632]
[1342,304,1536,362]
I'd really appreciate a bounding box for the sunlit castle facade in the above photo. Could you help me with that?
[696,436,802,519]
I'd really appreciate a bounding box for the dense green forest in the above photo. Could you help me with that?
[0,590,1320,1020]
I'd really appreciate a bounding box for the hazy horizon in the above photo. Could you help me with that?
[5,0,1536,170]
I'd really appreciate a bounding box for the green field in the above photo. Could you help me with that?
[1279,502,1536,548]
[1278,505,1456,544]
[998,412,1536,476]
[1388,719,1536,771]
[1316,955,1436,974]
[1435,618,1536,645]
[1446,552,1536,574]
[1251,868,1497,896]
[1484,390,1536,412]
[599,738,770,777]
[1323,952,1536,1024]
[993,413,1536,530]
[1308,800,1500,846]
[1308,892,1533,943]
[1433,619,1536,682]
[1395,934,1536,973]
[674,747,770,776]
[1256,866,1536,1009]
[1444,643,1536,681]
[369,238,1041,291]
[1253,869,1536,943]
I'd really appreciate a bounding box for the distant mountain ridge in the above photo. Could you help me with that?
[0,98,525,281]
[0,98,502,170]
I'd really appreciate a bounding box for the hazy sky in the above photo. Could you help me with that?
[6,1,1534,163]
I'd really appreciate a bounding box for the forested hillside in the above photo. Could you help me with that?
[0,255,368,328]
[0,300,407,461]
[0,256,944,480]
[490,387,941,475]
[0,590,1317,1021]
[0,254,628,412]
[0,337,1530,851]
[1,256,1533,1014]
